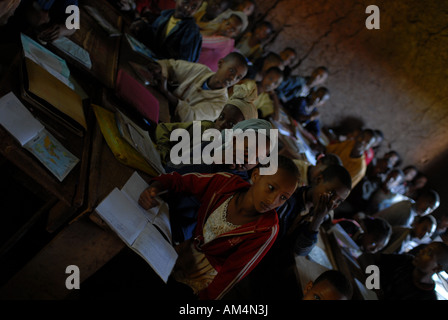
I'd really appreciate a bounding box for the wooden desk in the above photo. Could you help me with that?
[0,47,96,231]
[54,0,123,89]
[0,114,156,299]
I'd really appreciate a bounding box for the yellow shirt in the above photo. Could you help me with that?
[165,16,181,37]
[326,140,366,188]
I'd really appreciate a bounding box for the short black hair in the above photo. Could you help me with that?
[314,66,329,74]
[264,66,284,78]
[363,217,392,242]
[321,164,352,191]
[319,153,343,166]
[314,270,353,299]
[223,52,249,70]
[276,155,300,181]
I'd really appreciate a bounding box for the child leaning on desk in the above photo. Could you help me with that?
[138,155,300,300]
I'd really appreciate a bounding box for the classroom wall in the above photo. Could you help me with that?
[254,0,448,173]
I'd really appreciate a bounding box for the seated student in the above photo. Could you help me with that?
[164,119,274,243]
[325,128,376,188]
[231,0,255,17]
[145,52,248,122]
[228,164,352,300]
[382,215,437,254]
[0,0,21,26]
[334,153,391,220]
[358,241,448,300]
[155,81,257,164]
[194,0,230,24]
[245,51,284,81]
[405,172,428,200]
[276,66,329,104]
[13,0,78,42]
[278,164,352,254]
[120,0,176,23]
[130,0,203,62]
[197,10,247,72]
[279,47,297,78]
[364,129,384,166]
[241,67,284,120]
[235,20,273,62]
[430,211,448,242]
[373,188,440,228]
[302,270,353,300]
[283,87,330,140]
[293,152,343,187]
[333,215,392,256]
[138,155,300,300]
[364,168,405,215]
[393,165,418,195]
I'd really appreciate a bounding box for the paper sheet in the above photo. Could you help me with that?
[52,37,92,70]
[0,92,44,146]
[95,172,178,283]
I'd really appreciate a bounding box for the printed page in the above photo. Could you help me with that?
[52,37,92,70]
[95,188,148,245]
[24,129,79,181]
[0,92,44,146]
[131,222,178,283]
[125,34,156,60]
[21,33,71,82]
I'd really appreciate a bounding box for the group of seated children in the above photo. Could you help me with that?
[2,0,446,301]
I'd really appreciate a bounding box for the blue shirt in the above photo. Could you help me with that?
[145,9,202,62]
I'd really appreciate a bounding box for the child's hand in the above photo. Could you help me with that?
[314,192,332,219]
[138,186,161,209]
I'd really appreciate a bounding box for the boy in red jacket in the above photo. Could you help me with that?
[139,155,300,299]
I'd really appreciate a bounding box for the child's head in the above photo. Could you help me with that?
[372,129,384,148]
[214,105,245,131]
[203,0,231,21]
[414,189,440,217]
[214,81,258,130]
[413,242,448,275]
[309,153,343,183]
[261,52,284,72]
[252,21,274,43]
[411,215,437,240]
[403,165,418,182]
[279,47,297,68]
[215,12,247,38]
[233,0,255,16]
[383,168,404,193]
[210,52,248,89]
[383,150,402,169]
[412,173,428,190]
[311,164,352,211]
[250,155,299,213]
[308,87,330,107]
[303,270,353,300]
[309,66,329,87]
[222,119,273,172]
[260,67,284,93]
[358,217,392,253]
[174,0,204,19]
[351,129,376,157]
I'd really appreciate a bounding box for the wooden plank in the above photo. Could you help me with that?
[0,215,125,300]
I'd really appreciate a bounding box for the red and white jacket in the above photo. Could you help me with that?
[152,171,279,300]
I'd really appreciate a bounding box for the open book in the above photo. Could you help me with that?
[20,33,88,135]
[95,171,177,283]
[0,92,79,181]
[115,110,165,175]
